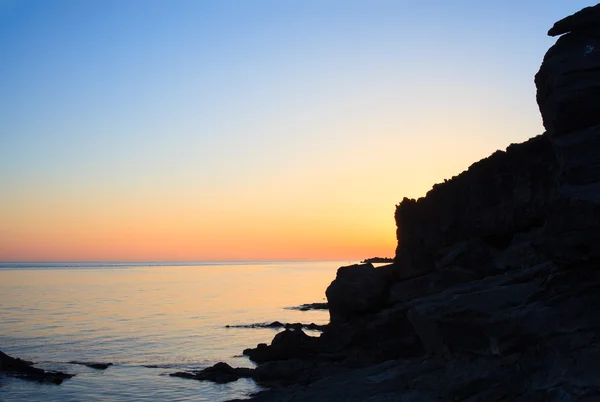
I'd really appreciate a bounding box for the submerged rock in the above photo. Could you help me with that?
[325,263,394,324]
[68,360,113,370]
[0,350,75,384]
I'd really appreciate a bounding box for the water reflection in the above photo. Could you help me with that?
[0,261,342,401]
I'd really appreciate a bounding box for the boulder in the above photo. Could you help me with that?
[536,17,600,136]
[170,362,254,384]
[243,329,320,363]
[68,360,113,370]
[325,263,394,324]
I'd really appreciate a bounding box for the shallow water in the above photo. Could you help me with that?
[0,261,346,401]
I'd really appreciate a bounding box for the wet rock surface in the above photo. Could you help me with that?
[229,5,600,401]
[68,361,113,370]
[0,350,75,384]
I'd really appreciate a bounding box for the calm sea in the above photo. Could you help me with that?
[0,261,348,401]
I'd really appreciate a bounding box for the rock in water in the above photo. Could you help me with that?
[0,350,74,384]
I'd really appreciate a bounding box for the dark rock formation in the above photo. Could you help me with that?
[548,4,600,37]
[536,4,600,200]
[537,21,600,137]
[170,362,254,384]
[238,250,600,401]
[0,350,75,384]
[243,329,321,363]
[285,302,328,311]
[360,257,394,264]
[253,359,321,386]
[227,321,286,329]
[233,5,600,401]
[226,321,327,331]
[325,263,395,324]
[535,3,600,266]
[171,360,328,388]
[394,134,557,278]
[68,361,113,370]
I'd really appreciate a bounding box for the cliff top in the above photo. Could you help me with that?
[548,3,600,36]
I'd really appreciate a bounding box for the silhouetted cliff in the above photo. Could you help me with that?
[228,5,600,401]
[394,134,557,279]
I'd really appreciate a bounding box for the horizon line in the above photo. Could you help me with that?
[0,258,365,264]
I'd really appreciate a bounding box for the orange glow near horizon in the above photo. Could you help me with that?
[0,214,396,262]
[0,181,398,261]
[0,0,552,262]
[0,123,534,262]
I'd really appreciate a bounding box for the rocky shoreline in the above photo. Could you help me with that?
[218,5,600,401]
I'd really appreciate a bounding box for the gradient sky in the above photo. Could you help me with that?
[0,0,595,261]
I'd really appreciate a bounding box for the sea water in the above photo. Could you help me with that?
[0,261,347,401]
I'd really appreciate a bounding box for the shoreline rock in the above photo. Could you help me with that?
[0,350,75,385]
[170,362,254,384]
[68,361,113,370]
[360,257,394,264]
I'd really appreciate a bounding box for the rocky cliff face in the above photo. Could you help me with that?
[394,134,557,279]
[535,3,600,202]
[234,5,600,402]
[534,4,600,266]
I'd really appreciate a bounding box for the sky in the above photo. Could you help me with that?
[0,0,595,262]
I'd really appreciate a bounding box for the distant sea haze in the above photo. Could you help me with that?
[0,260,343,269]
[0,261,341,401]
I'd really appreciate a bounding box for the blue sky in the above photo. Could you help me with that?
[0,0,595,261]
